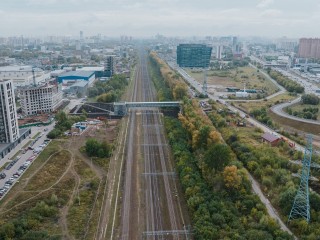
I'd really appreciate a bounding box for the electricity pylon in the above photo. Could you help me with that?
[202,68,207,96]
[288,134,313,223]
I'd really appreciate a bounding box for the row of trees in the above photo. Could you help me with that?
[208,102,320,238]
[268,70,304,93]
[287,107,318,120]
[149,52,188,101]
[87,74,129,102]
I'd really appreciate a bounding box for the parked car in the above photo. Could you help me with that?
[0,173,6,179]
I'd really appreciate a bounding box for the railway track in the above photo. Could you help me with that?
[120,49,190,240]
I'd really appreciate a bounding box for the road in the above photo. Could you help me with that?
[270,96,320,125]
[249,63,286,100]
[119,49,189,240]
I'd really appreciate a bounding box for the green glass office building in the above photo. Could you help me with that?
[177,44,212,68]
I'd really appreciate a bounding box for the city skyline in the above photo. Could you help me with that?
[1,0,320,38]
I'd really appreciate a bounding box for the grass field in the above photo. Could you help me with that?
[185,66,279,96]
[0,122,118,239]
[233,93,296,113]
[285,103,320,119]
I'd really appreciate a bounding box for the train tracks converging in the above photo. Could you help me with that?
[119,49,190,240]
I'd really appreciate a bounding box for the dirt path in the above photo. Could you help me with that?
[0,149,74,214]
[59,162,80,240]
[248,172,297,239]
[0,145,63,211]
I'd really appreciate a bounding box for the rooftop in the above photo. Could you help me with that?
[58,71,95,78]
[76,67,104,71]
[262,132,280,143]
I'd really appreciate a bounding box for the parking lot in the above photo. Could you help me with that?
[0,124,54,199]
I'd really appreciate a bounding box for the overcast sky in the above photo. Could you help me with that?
[0,0,319,38]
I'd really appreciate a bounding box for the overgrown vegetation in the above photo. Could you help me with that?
[0,143,71,240]
[250,107,274,128]
[165,101,293,239]
[302,94,320,105]
[151,52,293,239]
[286,106,318,120]
[149,52,188,101]
[85,138,112,158]
[87,74,129,102]
[208,100,320,239]
[47,111,86,139]
[268,70,304,93]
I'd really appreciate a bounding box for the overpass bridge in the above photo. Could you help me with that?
[113,101,181,116]
[73,101,181,117]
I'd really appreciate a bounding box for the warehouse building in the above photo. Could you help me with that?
[76,67,105,78]
[63,80,88,97]
[57,71,95,85]
[0,66,51,88]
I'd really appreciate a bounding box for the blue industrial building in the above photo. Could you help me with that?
[177,44,212,68]
[57,71,95,84]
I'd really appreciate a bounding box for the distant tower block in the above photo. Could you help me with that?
[288,134,313,222]
[80,31,83,41]
[216,45,223,59]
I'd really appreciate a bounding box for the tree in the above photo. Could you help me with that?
[85,138,101,157]
[223,165,242,189]
[47,129,61,139]
[173,83,187,100]
[85,138,111,158]
[302,94,320,105]
[204,144,231,171]
[55,111,67,123]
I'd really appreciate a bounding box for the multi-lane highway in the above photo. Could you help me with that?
[119,49,189,240]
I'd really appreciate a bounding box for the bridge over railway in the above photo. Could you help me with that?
[77,101,181,117]
[113,101,181,116]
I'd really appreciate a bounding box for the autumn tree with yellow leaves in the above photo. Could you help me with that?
[223,165,242,190]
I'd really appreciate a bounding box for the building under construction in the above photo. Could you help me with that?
[18,83,63,116]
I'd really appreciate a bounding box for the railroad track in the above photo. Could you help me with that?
[120,49,189,240]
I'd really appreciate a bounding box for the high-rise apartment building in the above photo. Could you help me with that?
[18,83,63,116]
[298,38,320,59]
[177,44,212,68]
[0,79,19,143]
[105,56,115,76]
[216,45,224,59]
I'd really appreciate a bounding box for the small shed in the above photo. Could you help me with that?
[261,132,281,147]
